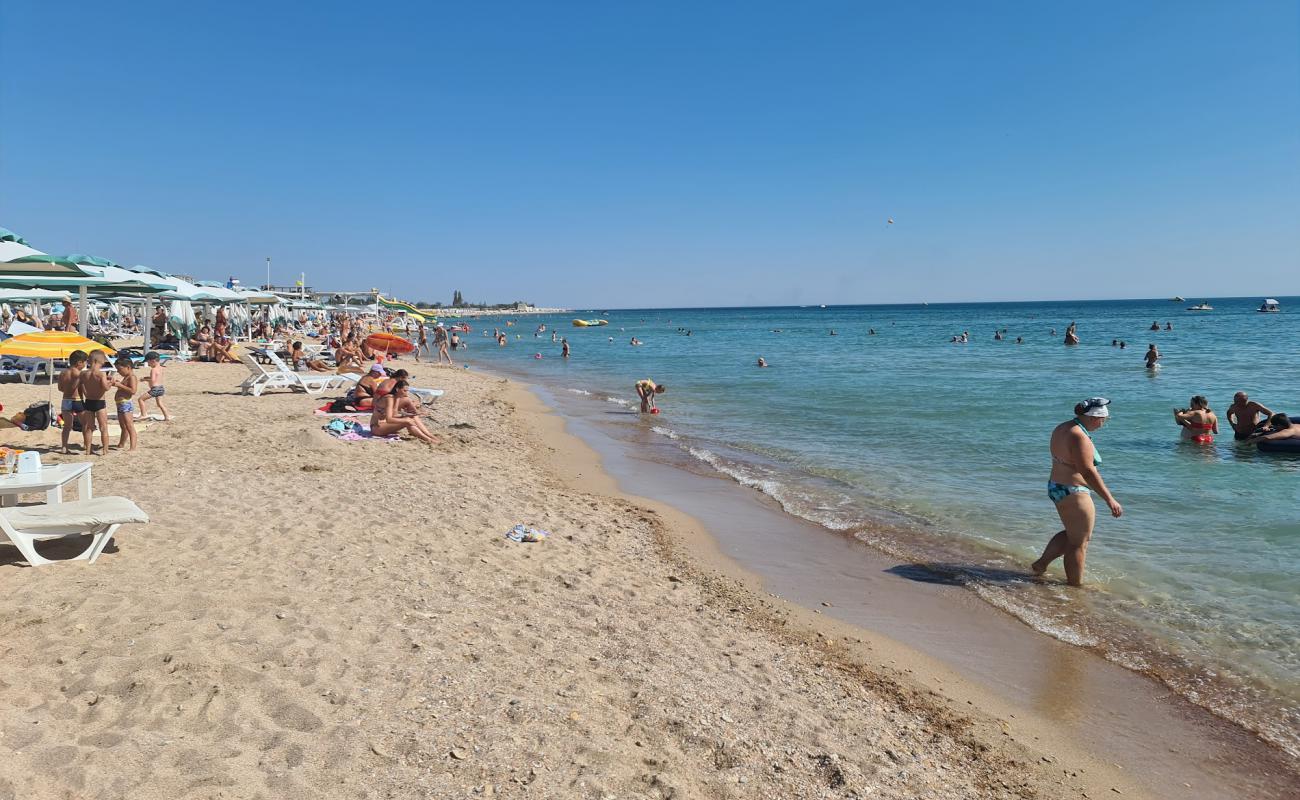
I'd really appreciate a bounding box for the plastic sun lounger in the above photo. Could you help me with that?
[0,496,148,566]
[237,352,301,397]
[262,351,353,394]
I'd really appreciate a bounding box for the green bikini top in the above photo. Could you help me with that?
[1074,419,1102,466]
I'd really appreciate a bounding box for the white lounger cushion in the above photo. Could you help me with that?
[2,496,149,532]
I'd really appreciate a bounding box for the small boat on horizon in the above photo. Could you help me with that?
[1186,302,1213,311]
[1258,299,1281,313]
[1171,296,1185,302]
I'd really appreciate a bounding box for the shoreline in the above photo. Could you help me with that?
[493,372,1300,800]
[0,360,1291,797]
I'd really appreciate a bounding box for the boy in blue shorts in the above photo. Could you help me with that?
[136,352,170,421]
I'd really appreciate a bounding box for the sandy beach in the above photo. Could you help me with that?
[1,360,1162,799]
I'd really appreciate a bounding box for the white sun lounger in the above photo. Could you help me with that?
[0,496,148,566]
[238,352,299,396]
[239,352,342,396]
[263,351,353,394]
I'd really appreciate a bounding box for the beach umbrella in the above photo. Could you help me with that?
[0,330,117,405]
[0,254,100,278]
[167,300,196,342]
[0,256,175,336]
[0,229,43,262]
[0,330,115,360]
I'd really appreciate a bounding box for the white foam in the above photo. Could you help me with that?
[650,426,679,439]
[686,447,857,531]
[565,388,592,396]
[605,396,630,407]
[971,584,1100,647]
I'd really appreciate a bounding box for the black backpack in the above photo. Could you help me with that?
[22,402,51,431]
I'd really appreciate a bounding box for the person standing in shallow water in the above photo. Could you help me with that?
[1033,398,1123,586]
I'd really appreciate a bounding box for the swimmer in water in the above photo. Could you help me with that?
[994,330,1003,341]
[1144,344,1160,369]
[1248,413,1300,445]
[1063,321,1079,346]
[830,330,837,336]
[1150,321,1161,331]
[1226,392,1273,440]
[868,328,876,335]
[1174,395,1217,443]
[1033,397,1122,586]
[756,356,767,367]
[1165,321,1173,331]
[1016,336,1023,344]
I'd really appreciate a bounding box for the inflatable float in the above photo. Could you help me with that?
[364,332,415,355]
[1256,416,1300,454]
[572,319,609,327]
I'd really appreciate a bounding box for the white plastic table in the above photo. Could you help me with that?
[0,462,93,507]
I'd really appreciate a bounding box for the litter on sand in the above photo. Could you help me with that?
[505,524,549,543]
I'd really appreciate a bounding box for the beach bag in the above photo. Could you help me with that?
[328,398,352,413]
[21,402,51,431]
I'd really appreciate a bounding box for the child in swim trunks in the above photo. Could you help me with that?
[113,357,138,451]
[56,349,88,454]
[136,351,170,421]
[78,350,114,455]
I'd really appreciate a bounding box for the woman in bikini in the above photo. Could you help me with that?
[1032,397,1123,586]
[1173,395,1217,444]
[370,380,436,444]
[348,364,386,410]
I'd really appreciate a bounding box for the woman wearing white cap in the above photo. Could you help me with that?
[1032,397,1123,586]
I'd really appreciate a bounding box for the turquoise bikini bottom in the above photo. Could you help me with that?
[1047,481,1090,504]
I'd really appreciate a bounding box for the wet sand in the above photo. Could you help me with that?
[522,381,1300,800]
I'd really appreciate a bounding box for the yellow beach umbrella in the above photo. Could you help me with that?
[0,330,115,360]
[0,331,117,409]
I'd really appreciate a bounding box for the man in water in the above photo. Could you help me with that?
[1144,344,1160,369]
[1227,392,1273,440]
[756,356,767,367]
[635,379,665,413]
[561,338,570,359]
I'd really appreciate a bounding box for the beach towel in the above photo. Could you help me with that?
[314,401,367,418]
[321,419,399,442]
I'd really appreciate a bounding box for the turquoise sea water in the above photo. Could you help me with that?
[455,298,1299,759]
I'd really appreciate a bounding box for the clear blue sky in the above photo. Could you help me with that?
[2,1,1297,307]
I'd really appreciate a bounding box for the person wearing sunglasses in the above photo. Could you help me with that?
[1032,397,1123,586]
